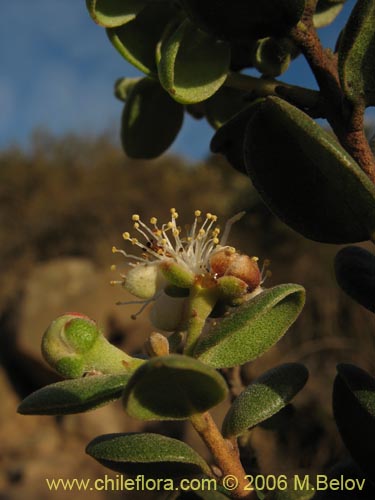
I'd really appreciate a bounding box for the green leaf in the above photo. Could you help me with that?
[205,86,248,129]
[121,77,184,159]
[313,0,346,29]
[17,374,130,415]
[335,246,375,313]
[222,363,308,438]
[86,0,148,28]
[122,354,228,420]
[107,2,177,76]
[253,37,294,77]
[333,363,375,478]
[86,432,211,477]
[114,77,142,102]
[338,0,375,106]
[194,284,305,369]
[244,97,375,243]
[210,102,259,175]
[180,0,306,41]
[158,19,231,104]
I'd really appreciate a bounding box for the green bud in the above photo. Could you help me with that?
[42,313,143,379]
[160,260,195,289]
[217,276,248,302]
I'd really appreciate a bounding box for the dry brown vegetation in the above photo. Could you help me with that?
[0,130,374,498]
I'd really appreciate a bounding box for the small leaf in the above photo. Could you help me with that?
[334,246,375,313]
[86,432,211,477]
[244,97,375,243]
[158,19,231,104]
[121,77,184,159]
[338,0,375,106]
[107,3,177,76]
[222,363,308,438]
[17,374,130,415]
[114,77,142,102]
[86,0,148,28]
[123,355,228,420]
[205,86,248,129]
[194,284,305,369]
[313,0,346,29]
[253,37,293,77]
[180,0,306,41]
[333,363,375,478]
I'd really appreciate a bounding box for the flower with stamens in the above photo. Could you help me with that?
[111,209,269,326]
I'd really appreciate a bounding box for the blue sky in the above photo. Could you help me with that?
[0,0,359,160]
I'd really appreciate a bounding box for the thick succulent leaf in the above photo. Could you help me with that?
[204,86,248,129]
[107,3,176,76]
[313,0,346,29]
[333,363,375,478]
[335,246,375,313]
[180,0,306,41]
[338,0,375,106]
[17,374,130,415]
[244,97,375,243]
[194,284,305,368]
[222,363,308,438]
[86,432,211,477]
[253,37,293,77]
[210,102,260,174]
[121,77,184,159]
[122,355,228,420]
[86,0,148,28]
[158,20,230,104]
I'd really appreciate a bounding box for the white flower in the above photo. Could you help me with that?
[111,208,269,322]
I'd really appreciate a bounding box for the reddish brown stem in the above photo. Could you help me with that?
[290,11,375,183]
[190,412,257,499]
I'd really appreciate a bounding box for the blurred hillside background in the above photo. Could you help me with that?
[0,131,375,498]
[1,0,375,497]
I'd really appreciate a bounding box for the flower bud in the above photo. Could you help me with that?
[144,332,170,357]
[160,260,195,289]
[123,264,164,299]
[210,249,261,292]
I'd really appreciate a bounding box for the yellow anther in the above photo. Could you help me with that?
[194,210,201,217]
[150,217,157,225]
[228,246,236,253]
[170,208,176,214]
[206,213,213,219]
[167,221,173,229]
[134,222,140,229]
[172,212,179,219]
[132,214,140,221]
[160,239,167,245]
[252,256,259,262]
[122,232,130,240]
[110,264,116,271]
[112,246,117,253]
[199,229,206,236]
[213,238,219,244]
[131,238,138,245]
[155,229,162,236]
[173,229,180,236]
